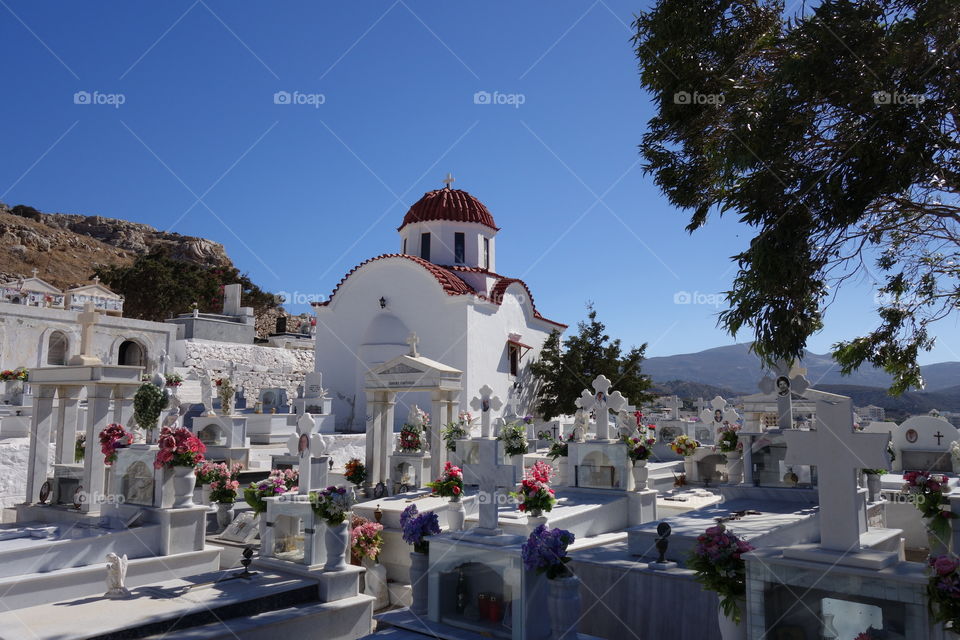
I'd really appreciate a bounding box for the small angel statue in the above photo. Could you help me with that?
[104,552,131,599]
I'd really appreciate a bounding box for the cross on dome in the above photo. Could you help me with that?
[443,173,455,189]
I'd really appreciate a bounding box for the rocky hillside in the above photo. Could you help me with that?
[0,201,292,337]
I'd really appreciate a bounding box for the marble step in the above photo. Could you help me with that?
[0,569,333,640]
[0,547,221,612]
[142,595,375,640]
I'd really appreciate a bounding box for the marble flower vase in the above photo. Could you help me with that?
[409,551,429,615]
[171,465,196,508]
[324,521,350,571]
[725,451,744,485]
[447,497,466,532]
[548,575,581,640]
[632,460,649,490]
[717,601,747,640]
[216,502,235,532]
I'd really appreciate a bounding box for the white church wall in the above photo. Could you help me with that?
[0,302,176,371]
[466,284,557,418]
[315,258,471,431]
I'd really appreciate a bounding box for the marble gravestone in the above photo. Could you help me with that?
[462,438,517,535]
[469,385,502,439]
[891,414,958,473]
[783,388,894,564]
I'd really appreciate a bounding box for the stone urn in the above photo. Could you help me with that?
[447,496,466,532]
[216,502,235,532]
[409,551,429,615]
[363,558,390,610]
[170,465,196,508]
[717,600,747,640]
[527,514,548,533]
[725,451,744,485]
[324,520,350,571]
[865,472,882,502]
[632,460,649,491]
[548,574,581,640]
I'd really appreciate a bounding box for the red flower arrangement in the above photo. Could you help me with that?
[153,426,206,469]
[511,460,556,515]
[99,423,133,465]
[426,461,464,499]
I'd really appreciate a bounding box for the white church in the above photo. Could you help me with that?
[312,177,567,431]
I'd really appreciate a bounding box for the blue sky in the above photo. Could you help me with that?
[1,0,956,365]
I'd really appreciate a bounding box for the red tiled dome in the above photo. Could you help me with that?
[398,188,498,231]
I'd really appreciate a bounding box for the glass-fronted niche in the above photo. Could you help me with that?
[749,432,816,489]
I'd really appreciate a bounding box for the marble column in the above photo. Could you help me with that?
[82,384,114,514]
[113,384,138,428]
[26,386,57,504]
[365,391,378,486]
[430,390,447,480]
[377,392,396,486]
[740,434,754,486]
[54,385,83,465]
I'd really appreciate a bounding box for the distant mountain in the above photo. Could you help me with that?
[650,379,740,402]
[810,384,960,421]
[643,343,960,393]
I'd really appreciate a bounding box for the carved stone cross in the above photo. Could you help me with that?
[784,391,890,551]
[698,395,741,440]
[577,375,628,441]
[287,413,326,495]
[470,385,502,438]
[463,438,516,535]
[406,332,420,358]
[758,360,809,430]
[69,302,103,366]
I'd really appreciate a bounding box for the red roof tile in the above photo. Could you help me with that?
[312,254,474,307]
[313,255,566,328]
[398,188,498,231]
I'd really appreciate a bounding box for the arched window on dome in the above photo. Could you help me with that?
[454,232,465,264]
[420,233,431,261]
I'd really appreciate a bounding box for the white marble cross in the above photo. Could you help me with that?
[69,302,103,365]
[463,438,516,535]
[784,390,890,551]
[470,385,502,438]
[287,413,326,495]
[406,332,420,358]
[758,360,809,430]
[31,268,39,278]
[698,396,740,440]
[577,375,628,441]
[443,173,455,189]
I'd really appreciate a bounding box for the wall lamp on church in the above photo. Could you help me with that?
[379,297,387,309]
